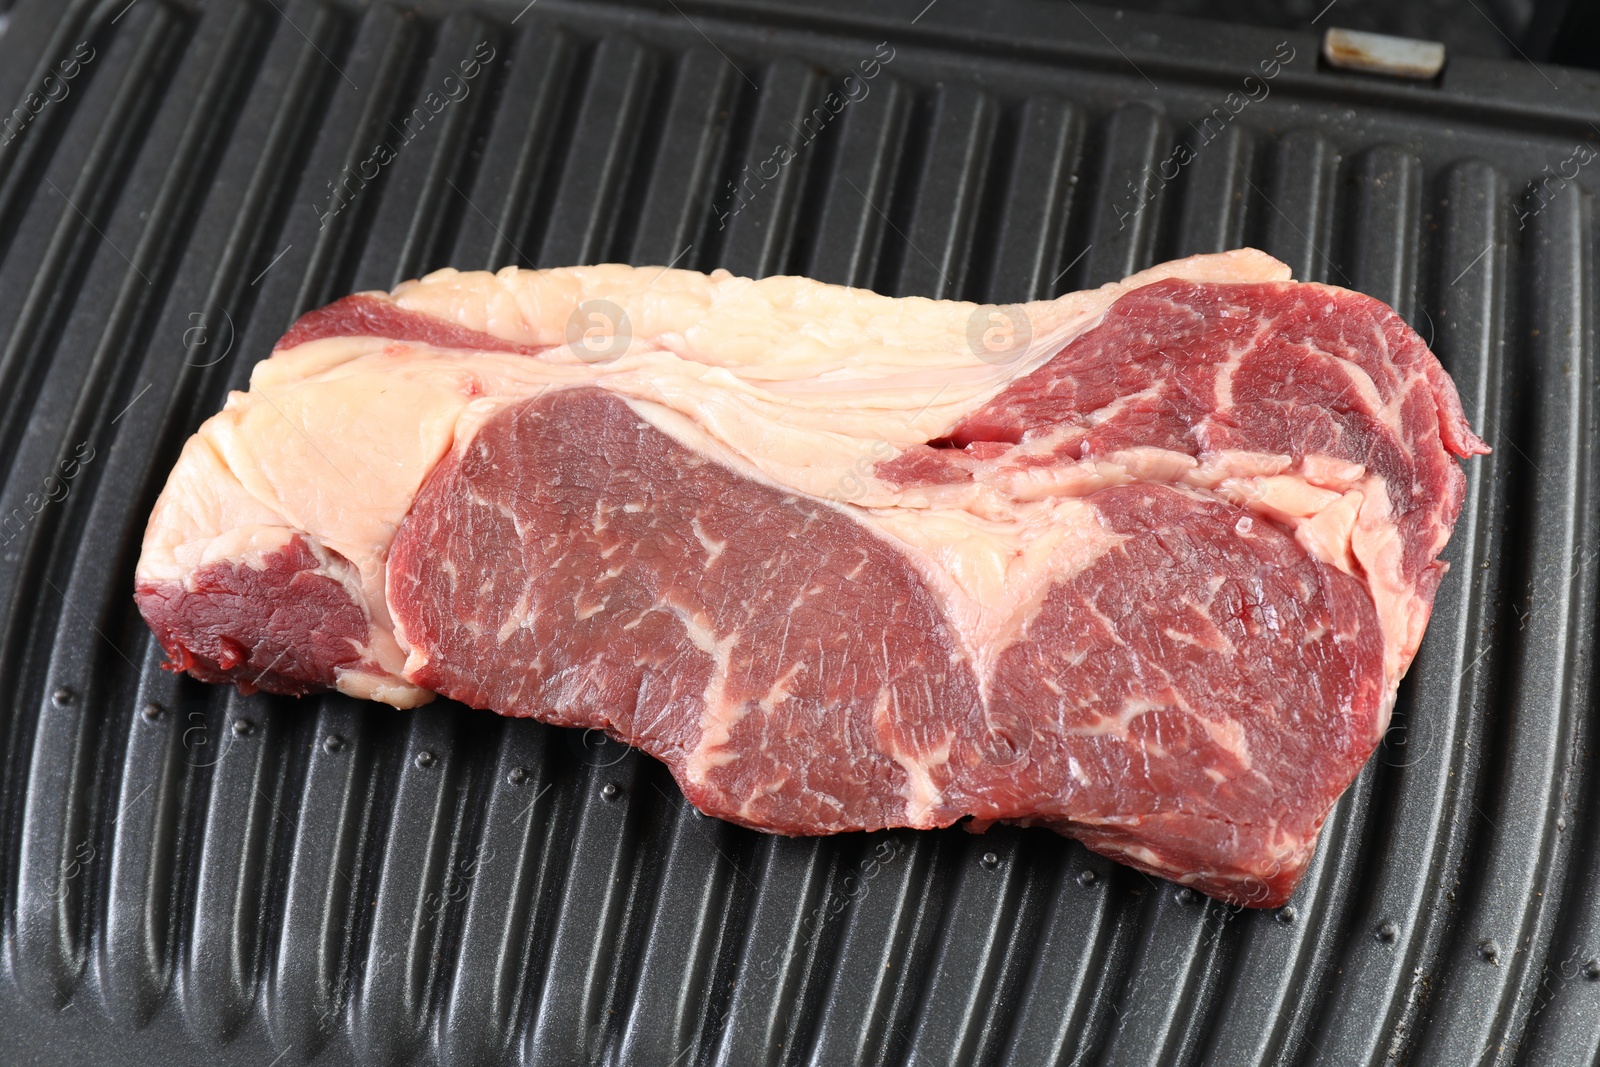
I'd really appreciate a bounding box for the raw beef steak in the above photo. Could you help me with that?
[134,249,1486,906]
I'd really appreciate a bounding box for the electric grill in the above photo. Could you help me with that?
[2,0,1598,1063]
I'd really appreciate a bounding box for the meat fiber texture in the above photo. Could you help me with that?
[135,249,1486,907]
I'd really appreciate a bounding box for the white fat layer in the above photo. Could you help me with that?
[336,668,434,709]
[872,689,953,826]
[684,629,744,783]
[139,249,1437,727]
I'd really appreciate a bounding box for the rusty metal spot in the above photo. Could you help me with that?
[1323,28,1445,80]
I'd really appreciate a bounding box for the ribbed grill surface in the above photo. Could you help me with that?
[1,1,1597,1064]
